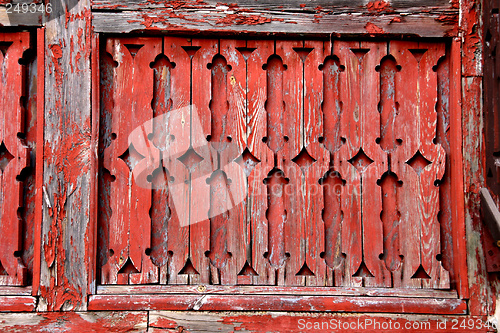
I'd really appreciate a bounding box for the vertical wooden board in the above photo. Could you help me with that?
[302,40,329,286]
[40,0,92,310]
[356,41,390,288]
[0,32,29,286]
[189,38,218,285]
[89,32,99,294]
[377,52,402,286]
[275,40,306,286]
[392,41,449,288]
[220,39,248,284]
[332,40,363,287]
[33,27,45,295]
[434,46,454,283]
[101,37,161,285]
[319,41,344,286]
[463,76,489,314]
[160,37,192,285]
[245,39,274,285]
[333,41,390,287]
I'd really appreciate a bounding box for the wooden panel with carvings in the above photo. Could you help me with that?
[0,32,38,288]
[97,37,456,290]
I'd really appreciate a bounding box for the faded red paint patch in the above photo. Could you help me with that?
[436,13,459,25]
[365,22,385,34]
[390,16,402,24]
[216,13,271,26]
[366,0,393,13]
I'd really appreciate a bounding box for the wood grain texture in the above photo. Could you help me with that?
[92,10,457,37]
[39,0,92,311]
[0,32,30,287]
[88,293,467,314]
[0,311,147,331]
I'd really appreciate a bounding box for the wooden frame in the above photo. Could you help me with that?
[85,32,470,313]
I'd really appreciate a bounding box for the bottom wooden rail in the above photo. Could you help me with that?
[0,296,37,312]
[88,294,467,314]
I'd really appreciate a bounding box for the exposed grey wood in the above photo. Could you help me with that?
[0,7,43,26]
[0,287,32,296]
[39,0,92,311]
[96,285,459,299]
[92,11,456,37]
[481,187,500,244]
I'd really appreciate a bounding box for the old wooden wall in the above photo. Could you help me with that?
[0,0,498,331]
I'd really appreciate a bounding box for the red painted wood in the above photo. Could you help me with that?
[392,41,450,289]
[333,41,391,287]
[245,39,275,285]
[88,294,468,314]
[159,36,191,285]
[0,296,36,312]
[0,32,30,286]
[101,37,162,284]
[32,27,45,296]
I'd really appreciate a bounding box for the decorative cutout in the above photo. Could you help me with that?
[296,262,315,276]
[118,258,140,275]
[353,261,375,278]
[238,261,258,276]
[235,148,260,177]
[411,264,431,279]
[118,144,145,172]
[178,147,204,170]
[0,42,12,57]
[350,49,370,62]
[124,44,144,59]
[292,148,316,172]
[406,150,431,176]
[0,141,14,172]
[409,49,428,63]
[179,258,200,275]
[348,148,374,173]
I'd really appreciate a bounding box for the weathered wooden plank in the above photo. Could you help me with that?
[301,40,329,287]
[92,0,456,12]
[39,0,92,311]
[158,36,191,285]
[334,41,390,287]
[92,11,457,37]
[101,37,161,285]
[392,41,449,289]
[189,38,217,286]
[148,312,491,333]
[96,284,459,298]
[462,75,488,315]
[449,38,468,298]
[0,311,148,331]
[0,32,30,287]
[480,188,500,243]
[0,296,36,312]
[243,39,274,285]
[88,294,468,314]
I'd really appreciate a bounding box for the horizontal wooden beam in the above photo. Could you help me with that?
[93,0,456,13]
[92,10,457,37]
[0,312,148,330]
[96,285,459,299]
[89,294,468,314]
[0,296,36,312]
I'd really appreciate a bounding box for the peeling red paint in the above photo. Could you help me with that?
[216,13,271,26]
[389,16,402,24]
[364,22,385,34]
[366,0,393,13]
